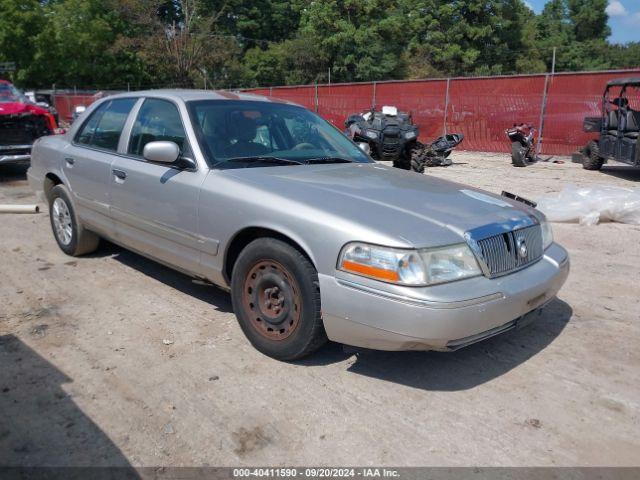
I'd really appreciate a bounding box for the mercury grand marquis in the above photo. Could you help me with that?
[27,90,569,360]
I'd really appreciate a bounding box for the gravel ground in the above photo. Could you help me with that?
[0,153,639,467]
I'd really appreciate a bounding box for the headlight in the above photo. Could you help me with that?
[420,244,482,285]
[540,218,553,250]
[364,129,378,139]
[338,242,481,286]
[404,131,417,140]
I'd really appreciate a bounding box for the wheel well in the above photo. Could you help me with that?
[43,173,63,203]
[224,227,314,282]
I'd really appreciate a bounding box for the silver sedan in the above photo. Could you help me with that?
[27,90,569,360]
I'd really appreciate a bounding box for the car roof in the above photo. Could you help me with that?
[106,89,301,107]
[606,77,640,88]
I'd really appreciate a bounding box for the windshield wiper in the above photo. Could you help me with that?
[220,156,304,168]
[304,157,354,164]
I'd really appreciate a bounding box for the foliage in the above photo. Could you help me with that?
[0,0,638,90]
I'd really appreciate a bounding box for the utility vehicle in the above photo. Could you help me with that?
[582,77,640,170]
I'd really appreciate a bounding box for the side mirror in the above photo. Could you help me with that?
[357,142,371,155]
[143,141,181,164]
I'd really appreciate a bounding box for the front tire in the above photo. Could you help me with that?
[582,140,604,170]
[230,238,327,360]
[49,184,100,256]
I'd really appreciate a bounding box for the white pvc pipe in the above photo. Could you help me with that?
[0,204,40,214]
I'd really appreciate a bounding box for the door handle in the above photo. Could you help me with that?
[64,157,75,166]
[112,169,127,180]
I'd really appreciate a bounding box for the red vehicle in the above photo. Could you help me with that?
[1,79,58,166]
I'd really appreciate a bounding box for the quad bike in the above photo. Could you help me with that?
[506,123,537,167]
[345,106,463,173]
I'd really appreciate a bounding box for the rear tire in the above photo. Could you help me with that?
[582,140,604,170]
[230,238,327,360]
[511,142,528,167]
[49,184,100,256]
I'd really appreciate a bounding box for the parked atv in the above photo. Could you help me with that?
[345,106,463,173]
[506,123,536,167]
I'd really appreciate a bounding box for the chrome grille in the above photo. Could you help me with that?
[475,224,543,277]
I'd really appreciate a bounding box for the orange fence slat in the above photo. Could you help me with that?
[445,75,546,153]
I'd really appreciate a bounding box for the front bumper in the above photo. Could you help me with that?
[319,243,570,351]
[0,145,31,165]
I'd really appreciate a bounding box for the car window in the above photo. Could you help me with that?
[75,98,136,151]
[75,102,108,145]
[0,82,28,104]
[188,100,371,167]
[128,98,189,157]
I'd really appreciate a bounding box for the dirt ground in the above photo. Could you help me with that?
[1,152,639,467]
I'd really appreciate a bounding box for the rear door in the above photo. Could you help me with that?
[63,98,137,236]
[110,97,208,276]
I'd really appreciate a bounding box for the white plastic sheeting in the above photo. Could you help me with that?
[537,185,640,226]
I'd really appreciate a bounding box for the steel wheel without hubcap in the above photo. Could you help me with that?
[52,197,73,245]
[242,260,301,340]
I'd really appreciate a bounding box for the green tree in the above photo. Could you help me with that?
[27,0,140,88]
[206,0,306,44]
[535,0,612,72]
[567,0,610,42]
[0,0,46,84]
[401,0,540,77]
[112,0,237,88]
[294,0,407,83]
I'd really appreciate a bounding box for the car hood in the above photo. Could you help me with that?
[0,102,49,117]
[226,163,537,248]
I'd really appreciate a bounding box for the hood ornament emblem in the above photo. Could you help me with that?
[516,238,528,258]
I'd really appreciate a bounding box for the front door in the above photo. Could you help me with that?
[110,98,207,276]
[63,98,137,236]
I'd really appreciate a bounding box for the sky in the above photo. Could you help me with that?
[525,0,640,44]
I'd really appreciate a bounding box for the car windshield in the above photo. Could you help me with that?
[187,100,372,168]
[0,83,27,104]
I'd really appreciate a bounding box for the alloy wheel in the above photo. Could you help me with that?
[52,197,73,246]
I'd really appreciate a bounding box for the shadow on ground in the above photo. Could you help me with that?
[303,298,572,391]
[92,241,233,314]
[0,335,137,471]
[600,165,640,182]
[84,241,571,392]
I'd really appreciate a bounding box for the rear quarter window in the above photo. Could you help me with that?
[75,98,137,151]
